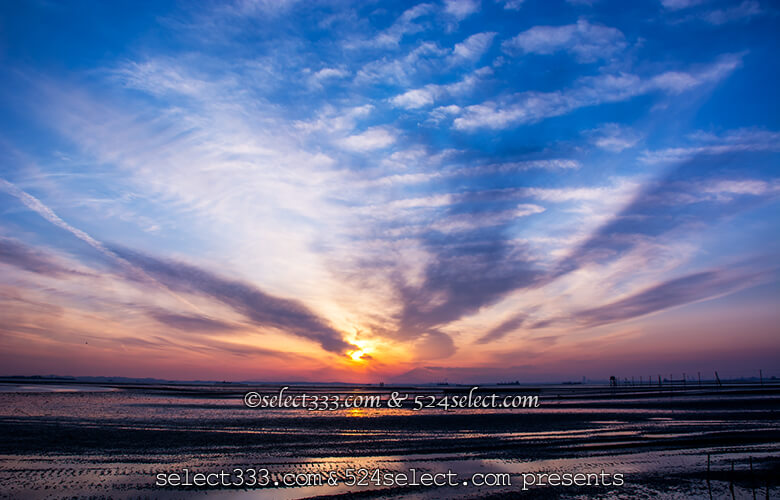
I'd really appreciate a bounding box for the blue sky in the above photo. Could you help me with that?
[0,0,778,382]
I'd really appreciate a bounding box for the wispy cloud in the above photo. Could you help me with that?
[661,0,708,11]
[498,0,526,10]
[148,309,239,333]
[453,54,741,130]
[390,67,492,109]
[355,41,447,85]
[558,152,778,277]
[449,32,496,63]
[572,268,763,327]
[364,3,435,47]
[309,67,350,87]
[429,203,545,233]
[339,127,397,151]
[587,123,642,152]
[0,179,116,261]
[444,0,481,20]
[0,237,75,277]
[503,19,626,62]
[392,88,437,109]
[702,1,762,24]
[475,314,525,343]
[640,128,780,164]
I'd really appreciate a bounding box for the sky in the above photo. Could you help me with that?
[0,0,778,384]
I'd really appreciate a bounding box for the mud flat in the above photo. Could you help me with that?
[0,381,778,498]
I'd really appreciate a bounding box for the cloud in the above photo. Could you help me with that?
[230,0,301,15]
[394,225,542,340]
[309,67,349,86]
[355,41,447,85]
[111,247,356,354]
[665,1,762,26]
[368,3,435,47]
[640,128,780,164]
[703,1,761,24]
[588,123,642,152]
[572,269,762,327]
[116,333,307,361]
[429,204,544,233]
[557,152,778,275]
[700,179,780,200]
[430,104,462,121]
[453,54,741,130]
[338,127,397,151]
[391,88,436,109]
[391,67,493,110]
[450,32,496,63]
[312,67,348,80]
[357,173,594,215]
[295,104,374,134]
[661,0,708,10]
[499,0,525,10]
[503,19,626,63]
[463,159,581,174]
[476,314,525,343]
[148,309,239,332]
[411,330,457,359]
[0,179,116,261]
[0,237,74,277]
[444,0,481,20]
[0,177,212,310]
[114,59,212,98]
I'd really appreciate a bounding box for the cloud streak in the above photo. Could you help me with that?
[572,269,763,327]
[453,54,741,130]
[147,309,239,333]
[112,247,356,354]
[0,237,74,277]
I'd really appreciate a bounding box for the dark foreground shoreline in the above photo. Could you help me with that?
[0,381,778,498]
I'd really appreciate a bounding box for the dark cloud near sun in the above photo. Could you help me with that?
[411,330,457,359]
[373,176,551,356]
[110,247,356,354]
[393,224,540,353]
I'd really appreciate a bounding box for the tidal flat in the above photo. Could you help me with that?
[0,380,778,499]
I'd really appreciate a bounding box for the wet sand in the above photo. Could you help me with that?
[0,381,778,498]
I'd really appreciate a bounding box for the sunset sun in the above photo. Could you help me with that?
[350,350,365,362]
